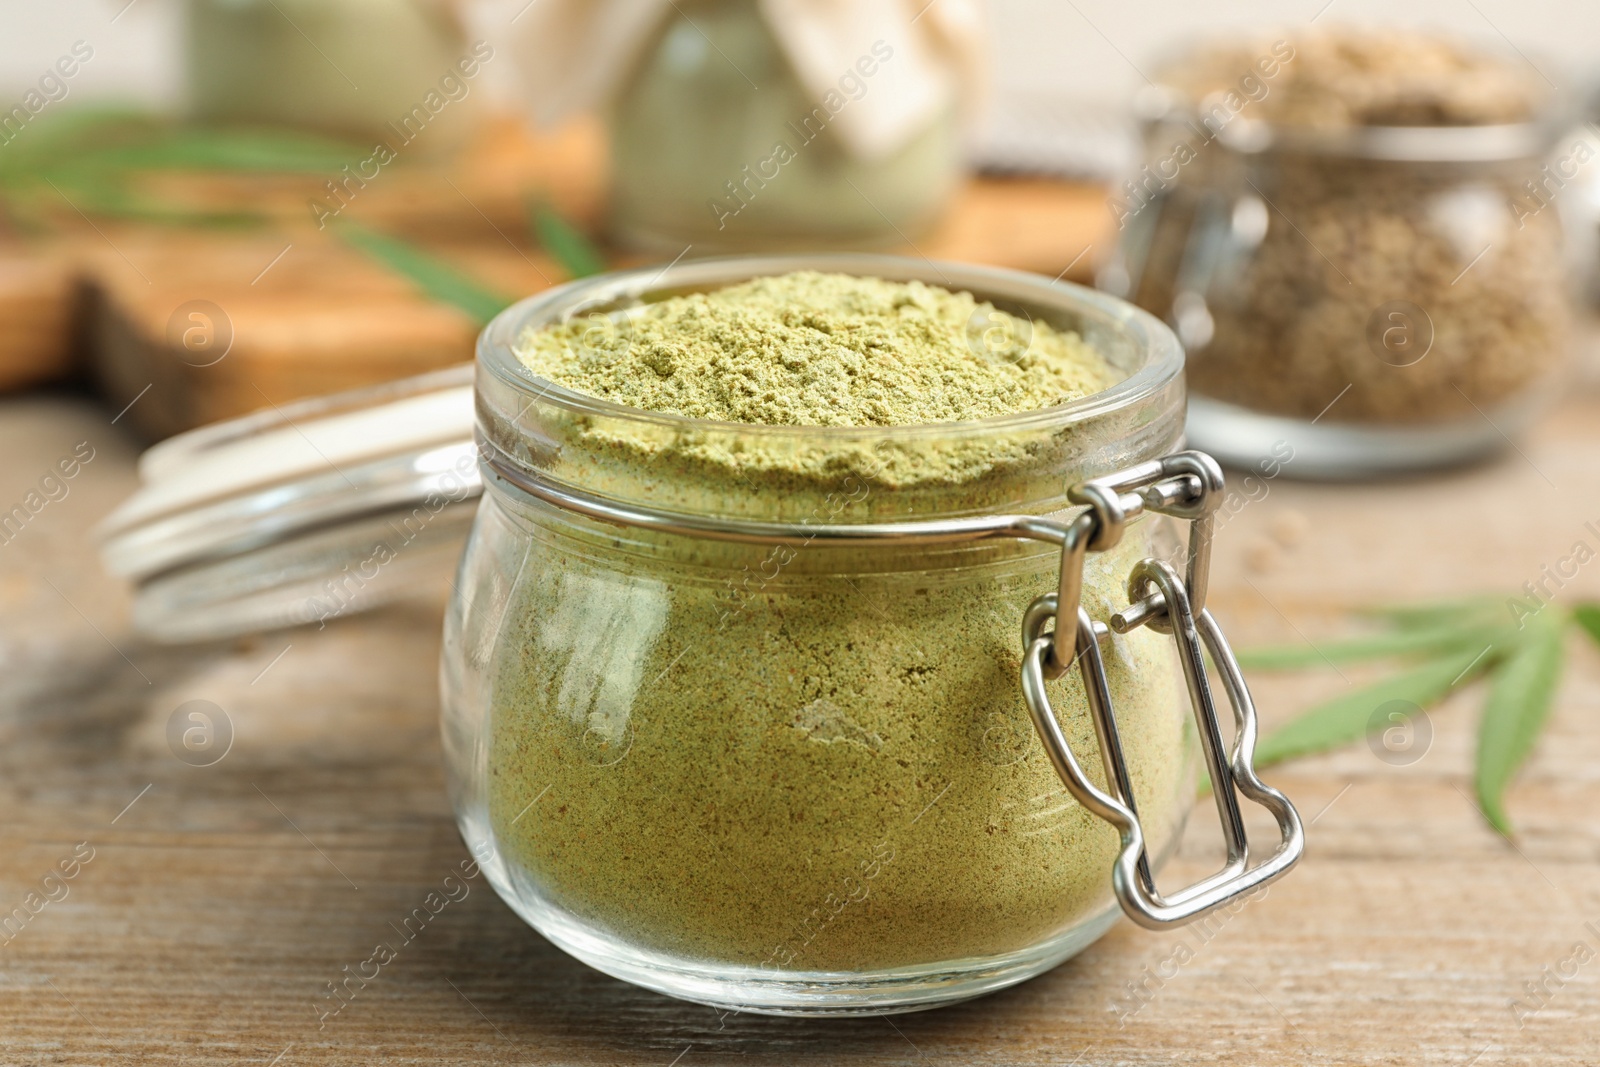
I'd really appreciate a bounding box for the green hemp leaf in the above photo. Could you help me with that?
[530,199,606,280]
[1241,597,1580,837]
[334,221,511,326]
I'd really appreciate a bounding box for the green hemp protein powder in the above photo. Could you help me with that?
[489,272,1195,972]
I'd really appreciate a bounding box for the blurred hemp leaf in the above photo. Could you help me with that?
[1475,611,1565,836]
[2,109,556,322]
[1251,644,1497,768]
[333,221,511,326]
[1241,596,1596,837]
[530,199,605,279]
[0,108,360,230]
[1575,604,1600,647]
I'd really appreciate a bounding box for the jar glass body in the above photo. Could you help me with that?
[185,0,479,147]
[442,255,1196,1014]
[607,0,962,251]
[1116,129,1572,476]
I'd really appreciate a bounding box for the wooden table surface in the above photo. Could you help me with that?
[3,365,1600,1064]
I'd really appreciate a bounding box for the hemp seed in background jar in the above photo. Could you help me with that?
[507,0,984,252]
[1101,29,1577,477]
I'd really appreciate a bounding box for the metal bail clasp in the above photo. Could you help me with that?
[1020,451,1304,929]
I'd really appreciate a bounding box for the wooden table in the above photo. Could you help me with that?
[3,371,1600,1064]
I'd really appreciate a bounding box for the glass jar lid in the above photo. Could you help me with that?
[99,364,479,642]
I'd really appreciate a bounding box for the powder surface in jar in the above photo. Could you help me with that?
[488,271,1193,973]
[513,270,1119,425]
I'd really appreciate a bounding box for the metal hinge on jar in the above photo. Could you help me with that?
[1019,451,1304,928]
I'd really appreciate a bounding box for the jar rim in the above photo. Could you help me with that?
[1136,85,1575,164]
[1208,115,1567,163]
[475,253,1185,445]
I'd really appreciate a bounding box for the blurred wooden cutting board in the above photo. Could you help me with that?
[0,115,1112,440]
[0,248,78,393]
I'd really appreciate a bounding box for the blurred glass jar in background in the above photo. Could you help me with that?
[1103,30,1575,476]
[510,0,982,252]
[610,1,961,250]
[186,0,483,151]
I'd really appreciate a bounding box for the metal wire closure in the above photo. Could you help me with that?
[482,441,1304,930]
[1020,454,1303,928]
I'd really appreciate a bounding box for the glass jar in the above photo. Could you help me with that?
[442,254,1302,1014]
[1106,106,1575,476]
[608,1,963,251]
[185,0,481,150]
